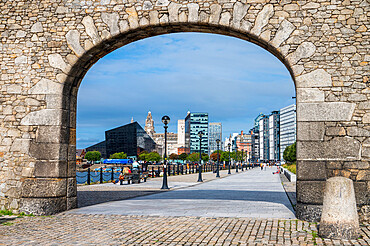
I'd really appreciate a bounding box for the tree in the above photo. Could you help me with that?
[109,152,127,159]
[210,152,218,162]
[283,142,296,163]
[85,151,101,162]
[201,153,209,162]
[221,151,230,162]
[169,153,178,160]
[138,152,148,161]
[178,153,188,161]
[146,152,161,162]
[186,153,199,162]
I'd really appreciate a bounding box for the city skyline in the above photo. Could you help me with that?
[77,32,295,149]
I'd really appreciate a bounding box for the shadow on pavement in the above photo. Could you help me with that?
[78,189,295,214]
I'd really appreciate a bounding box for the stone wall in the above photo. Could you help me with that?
[0,0,369,222]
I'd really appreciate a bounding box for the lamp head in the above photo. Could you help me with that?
[216,139,220,144]
[198,131,204,138]
[161,115,170,125]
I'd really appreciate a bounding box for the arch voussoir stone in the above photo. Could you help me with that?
[0,0,368,222]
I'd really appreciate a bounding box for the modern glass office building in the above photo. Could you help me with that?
[105,122,156,158]
[208,123,222,154]
[185,112,209,154]
[86,141,107,158]
[280,104,296,160]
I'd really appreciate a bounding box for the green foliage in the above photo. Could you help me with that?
[2,222,13,226]
[109,152,127,159]
[178,153,188,161]
[169,153,178,160]
[210,151,220,162]
[146,152,161,162]
[201,153,209,162]
[0,210,13,216]
[220,151,230,162]
[283,142,296,163]
[283,164,296,174]
[186,153,199,162]
[85,151,102,162]
[138,151,148,161]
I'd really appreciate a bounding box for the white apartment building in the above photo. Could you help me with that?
[177,119,185,147]
[280,104,296,160]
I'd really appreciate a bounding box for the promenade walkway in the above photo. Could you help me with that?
[1,166,369,245]
[73,166,295,219]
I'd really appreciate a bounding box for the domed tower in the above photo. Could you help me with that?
[145,111,155,137]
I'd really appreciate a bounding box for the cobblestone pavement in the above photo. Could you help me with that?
[0,214,369,245]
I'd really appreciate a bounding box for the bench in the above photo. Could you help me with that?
[119,173,133,185]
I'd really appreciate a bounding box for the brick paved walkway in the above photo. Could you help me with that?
[1,167,369,245]
[0,214,369,245]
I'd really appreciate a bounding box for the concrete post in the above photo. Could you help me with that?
[319,177,360,240]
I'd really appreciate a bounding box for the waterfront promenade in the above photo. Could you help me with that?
[0,167,369,245]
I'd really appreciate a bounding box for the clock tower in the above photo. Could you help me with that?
[145,111,155,137]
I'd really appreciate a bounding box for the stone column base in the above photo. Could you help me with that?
[296,203,322,222]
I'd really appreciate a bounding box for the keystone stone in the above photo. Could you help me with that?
[209,4,222,24]
[187,3,199,23]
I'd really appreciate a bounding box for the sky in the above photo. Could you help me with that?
[77,32,295,149]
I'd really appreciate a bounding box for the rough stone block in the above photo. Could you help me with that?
[296,69,332,88]
[20,197,66,215]
[297,102,355,122]
[67,178,77,198]
[30,142,68,161]
[297,122,324,141]
[297,181,325,204]
[297,137,360,160]
[297,161,326,181]
[354,181,369,205]
[67,196,77,210]
[67,161,77,178]
[21,109,63,126]
[34,160,67,177]
[296,203,322,222]
[21,178,66,198]
[344,161,370,170]
[297,88,325,102]
[36,126,69,144]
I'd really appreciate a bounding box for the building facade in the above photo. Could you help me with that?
[259,115,269,162]
[236,131,252,161]
[185,112,209,154]
[86,141,107,158]
[280,104,296,161]
[269,111,280,162]
[208,123,222,154]
[144,111,155,137]
[152,132,178,156]
[105,122,156,158]
[177,119,185,147]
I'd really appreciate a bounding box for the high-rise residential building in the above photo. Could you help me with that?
[269,111,280,162]
[185,112,209,154]
[259,115,269,162]
[208,122,222,154]
[144,111,155,137]
[280,104,296,160]
[250,113,264,162]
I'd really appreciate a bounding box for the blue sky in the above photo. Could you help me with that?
[77,33,295,149]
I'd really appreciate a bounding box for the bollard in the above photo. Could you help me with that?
[152,166,154,178]
[111,168,114,182]
[100,167,103,184]
[319,177,360,240]
[87,168,91,185]
[173,165,176,175]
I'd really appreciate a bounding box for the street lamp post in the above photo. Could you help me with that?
[216,139,220,178]
[228,143,231,174]
[235,147,238,173]
[241,149,244,171]
[197,131,204,182]
[161,116,170,190]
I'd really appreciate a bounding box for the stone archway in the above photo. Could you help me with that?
[0,1,368,222]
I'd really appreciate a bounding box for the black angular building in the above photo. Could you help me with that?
[86,122,156,159]
[86,141,107,158]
